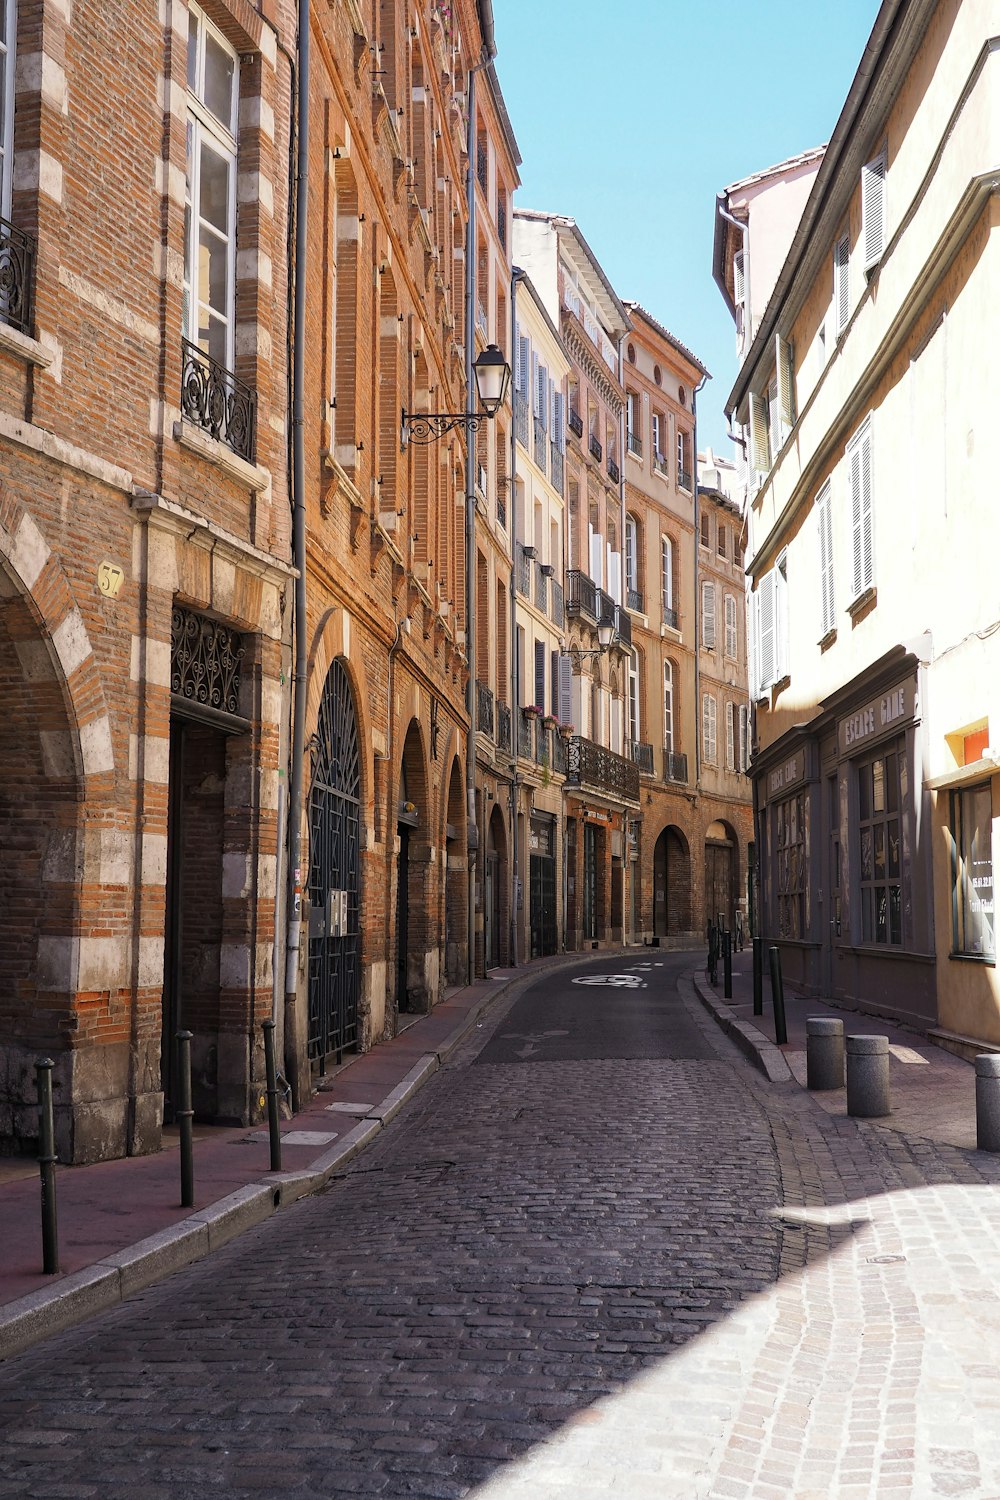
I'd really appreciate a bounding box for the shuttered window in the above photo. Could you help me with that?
[533,639,545,711]
[726,703,736,771]
[816,481,835,635]
[775,334,796,446]
[833,229,850,333]
[661,535,673,612]
[757,572,775,693]
[861,145,887,273]
[663,660,674,753]
[724,593,738,658]
[848,419,874,599]
[738,704,749,772]
[749,390,770,483]
[702,693,717,765]
[701,580,716,649]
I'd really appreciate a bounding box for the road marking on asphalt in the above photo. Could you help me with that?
[572,974,648,988]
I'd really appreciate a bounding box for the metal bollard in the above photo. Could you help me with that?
[768,945,788,1046]
[723,928,732,1000]
[807,1017,845,1090]
[752,937,763,1016]
[975,1054,1000,1153]
[176,1030,195,1208]
[262,1020,282,1172]
[846,1034,891,1118]
[36,1059,59,1275]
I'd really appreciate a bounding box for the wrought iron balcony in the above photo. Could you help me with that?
[565,734,640,803]
[496,700,512,752]
[181,339,257,463]
[627,586,644,614]
[533,415,547,471]
[550,444,564,496]
[0,216,36,337]
[588,433,602,462]
[613,603,632,648]
[653,451,669,476]
[607,455,620,484]
[663,604,679,631]
[497,199,507,251]
[517,707,533,758]
[630,740,654,774]
[477,143,488,192]
[496,492,506,529]
[678,466,693,491]
[664,750,689,784]
[476,679,494,738]
[550,578,565,629]
[514,390,529,449]
[534,561,548,613]
[627,431,642,458]
[566,568,598,623]
[568,407,583,438]
[515,541,531,596]
[552,731,568,775]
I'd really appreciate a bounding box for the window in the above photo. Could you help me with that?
[702,693,717,765]
[0,0,15,219]
[753,552,788,695]
[724,593,738,658]
[861,145,887,273]
[652,411,662,459]
[664,661,674,752]
[660,535,673,617]
[625,515,638,596]
[628,657,639,744]
[738,704,749,772]
[848,418,874,600]
[833,228,850,334]
[701,579,716,649]
[626,390,641,455]
[857,743,902,945]
[749,389,771,485]
[951,784,995,959]
[717,523,728,560]
[816,481,835,637]
[184,4,239,373]
[533,639,545,712]
[677,429,692,489]
[700,510,710,550]
[726,702,736,770]
[776,791,806,939]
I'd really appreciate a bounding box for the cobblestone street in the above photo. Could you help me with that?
[2,955,1000,1498]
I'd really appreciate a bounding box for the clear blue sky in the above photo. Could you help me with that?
[492,0,882,455]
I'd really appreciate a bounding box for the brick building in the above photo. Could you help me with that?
[0,0,295,1162]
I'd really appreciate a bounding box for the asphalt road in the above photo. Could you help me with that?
[3,952,1000,1499]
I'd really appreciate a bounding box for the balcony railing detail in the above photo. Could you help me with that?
[551,579,565,629]
[588,433,602,462]
[613,604,632,648]
[566,735,640,803]
[515,542,531,596]
[607,455,620,484]
[476,301,488,336]
[477,143,488,192]
[663,604,679,631]
[517,707,533,759]
[533,415,547,471]
[627,586,644,614]
[568,407,583,438]
[552,732,568,775]
[476,680,494,739]
[514,391,529,449]
[653,451,669,476]
[496,492,506,529]
[0,217,36,336]
[497,199,507,251]
[630,740,654,774]
[550,444,564,495]
[534,562,548,613]
[566,568,598,623]
[665,750,689,784]
[678,466,693,491]
[181,339,257,463]
[496,700,512,753]
[627,431,642,458]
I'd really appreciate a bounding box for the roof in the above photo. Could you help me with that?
[513,208,631,338]
[621,301,710,380]
[721,146,827,198]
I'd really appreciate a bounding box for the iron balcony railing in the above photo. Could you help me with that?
[653,451,669,477]
[663,604,679,631]
[550,444,564,495]
[514,390,529,449]
[627,431,642,458]
[552,731,568,775]
[496,492,506,529]
[476,301,488,336]
[497,199,507,251]
[496,700,512,752]
[0,216,36,337]
[627,586,644,614]
[566,568,598,623]
[568,407,583,438]
[566,735,640,803]
[515,542,531,596]
[630,740,654,774]
[607,455,620,484]
[588,433,602,462]
[550,578,565,629]
[613,604,632,648]
[517,707,533,758]
[476,679,494,739]
[665,750,689,784]
[477,143,488,192]
[535,722,550,766]
[678,466,693,491]
[534,561,548,613]
[181,339,257,463]
[533,415,547,471]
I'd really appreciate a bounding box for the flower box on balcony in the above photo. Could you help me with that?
[523,704,542,719]
[541,715,558,730]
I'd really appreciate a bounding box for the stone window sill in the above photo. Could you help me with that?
[0,320,53,368]
[174,419,269,493]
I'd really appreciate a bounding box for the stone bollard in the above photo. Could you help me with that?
[975,1054,1000,1153]
[807,1017,845,1091]
[846,1034,891,1118]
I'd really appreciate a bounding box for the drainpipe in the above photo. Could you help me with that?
[284,0,309,1108]
[464,14,496,983]
[509,267,524,965]
[692,370,709,795]
[717,202,751,356]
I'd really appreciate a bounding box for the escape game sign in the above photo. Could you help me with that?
[838,675,917,757]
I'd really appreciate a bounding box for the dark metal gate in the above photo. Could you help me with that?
[529,855,556,957]
[583,822,597,940]
[308,660,360,1067]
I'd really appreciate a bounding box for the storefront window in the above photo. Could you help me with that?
[951,784,995,959]
[857,742,903,945]
[776,791,805,938]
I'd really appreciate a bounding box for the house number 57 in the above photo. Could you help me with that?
[97,562,124,599]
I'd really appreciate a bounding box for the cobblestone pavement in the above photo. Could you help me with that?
[2,956,1000,1499]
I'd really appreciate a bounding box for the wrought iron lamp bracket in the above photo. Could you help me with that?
[401,408,488,446]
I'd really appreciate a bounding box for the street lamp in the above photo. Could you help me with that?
[569,615,617,660]
[401,343,512,445]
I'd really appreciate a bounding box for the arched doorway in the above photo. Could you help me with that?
[396,721,429,1012]
[705,819,738,933]
[308,658,361,1069]
[484,802,508,970]
[653,824,691,937]
[444,757,466,986]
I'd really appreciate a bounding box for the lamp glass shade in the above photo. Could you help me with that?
[597,618,615,650]
[473,344,511,415]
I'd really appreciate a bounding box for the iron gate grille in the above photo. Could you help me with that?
[308,660,361,1066]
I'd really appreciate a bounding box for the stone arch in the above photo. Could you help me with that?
[443,753,468,986]
[484,800,509,971]
[305,607,372,819]
[705,818,740,934]
[395,717,433,1013]
[652,822,692,938]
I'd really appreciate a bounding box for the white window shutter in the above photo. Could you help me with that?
[733,250,745,307]
[663,662,674,751]
[661,536,672,611]
[739,704,749,771]
[531,351,540,417]
[726,702,735,770]
[862,147,886,272]
[702,693,717,764]
[553,390,565,451]
[702,580,716,649]
[539,365,548,431]
[834,231,850,332]
[725,594,737,657]
[749,392,770,481]
[817,482,835,634]
[776,334,795,444]
[849,422,873,596]
[776,558,789,678]
[517,335,529,395]
[758,573,775,691]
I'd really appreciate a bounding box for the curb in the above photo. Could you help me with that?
[0,953,575,1362]
[690,969,792,1084]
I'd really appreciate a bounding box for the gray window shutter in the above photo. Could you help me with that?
[539,366,548,431]
[702,579,716,649]
[749,391,770,482]
[553,390,565,451]
[531,351,540,417]
[776,334,795,443]
[861,147,886,272]
[834,230,850,332]
[558,653,573,724]
[533,638,545,709]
